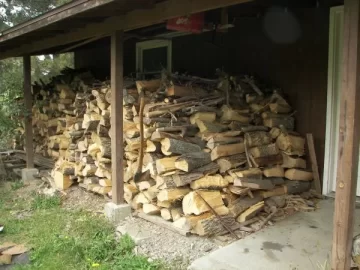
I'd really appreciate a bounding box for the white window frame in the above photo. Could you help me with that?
[136,40,172,77]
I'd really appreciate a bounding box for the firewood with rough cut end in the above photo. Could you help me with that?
[261,186,286,198]
[249,143,279,158]
[99,179,112,187]
[157,188,191,202]
[190,174,229,190]
[196,119,228,133]
[193,214,237,236]
[285,169,313,181]
[220,105,250,124]
[192,162,220,175]
[190,112,216,125]
[211,143,245,161]
[216,154,247,173]
[229,168,262,178]
[142,186,159,201]
[228,193,263,218]
[244,131,272,148]
[137,179,156,191]
[124,183,139,204]
[155,175,177,189]
[206,136,243,150]
[234,177,275,190]
[146,140,161,153]
[281,153,306,169]
[91,185,111,195]
[155,156,179,175]
[236,201,265,223]
[284,181,311,194]
[58,85,75,99]
[143,204,161,215]
[263,116,295,131]
[182,190,228,216]
[263,166,285,178]
[269,127,281,139]
[171,173,204,187]
[53,170,73,190]
[161,138,201,156]
[133,193,150,206]
[161,207,183,221]
[276,133,305,156]
[82,164,97,177]
[175,152,211,172]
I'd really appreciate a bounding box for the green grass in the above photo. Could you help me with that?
[0,185,163,270]
[10,180,24,190]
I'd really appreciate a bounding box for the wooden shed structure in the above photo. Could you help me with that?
[0,0,358,268]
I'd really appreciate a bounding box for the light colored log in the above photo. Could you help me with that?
[210,143,245,161]
[190,174,228,190]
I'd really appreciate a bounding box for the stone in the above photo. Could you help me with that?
[21,168,39,183]
[104,203,131,224]
[116,223,152,245]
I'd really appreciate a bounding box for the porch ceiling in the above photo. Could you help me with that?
[0,0,253,60]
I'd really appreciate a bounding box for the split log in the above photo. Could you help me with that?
[193,214,237,236]
[190,112,216,125]
[155,156,179,175]
[157,188,191,202]
[228,193,263,218]
[146,141,161,153]
[210,143,245,161]
[192,162,220,175]
[124,183,139,203]
[261,186,286,198]
[263,166,285,178]
[269,127,282,139]
[244,131,272,147]
[161,207,183,221]
[216,154,247,173]
[284,181,311,194]
[99,179,112,187]
[220,105,250,124]
[251,153,283,167]
[143,204,161,215]
[143,186,160,201]
[82,164,97,177]
[206,136,243,150]
[196,120,228,133]
[166,85,207,97]
[263,116,295,131]
[182,190,228,216]
[236,201,265,223]
[229,168,262,178]
[155,175,177,189]
[249,143,279,158]
[276,133,305,156]
[190,175,229,190]
[234,177,275,190]
[161,138,201,156]
[285,169,313,181]
[53,170,72,190]
[137,179,156,191]
[281,153,306,169]
[174,152,211,172]
[171,173,204,187]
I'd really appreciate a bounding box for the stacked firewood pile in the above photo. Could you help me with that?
[122,75,315,236]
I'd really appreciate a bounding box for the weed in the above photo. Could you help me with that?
[31,194,61,210]
[11,180,24,190]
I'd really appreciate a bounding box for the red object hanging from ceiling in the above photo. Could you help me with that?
[166,12,205,34]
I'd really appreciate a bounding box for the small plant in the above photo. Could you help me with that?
[11,180,24,190]
[31,194,61,210]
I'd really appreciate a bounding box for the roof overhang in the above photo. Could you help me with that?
[0,0,252,60]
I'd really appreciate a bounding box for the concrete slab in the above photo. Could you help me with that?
[116,223,152,245]
[21,168,38,183]
[189,199,360,270]
[104,202,131,224]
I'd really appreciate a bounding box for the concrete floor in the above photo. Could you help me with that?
[189,199,360,270]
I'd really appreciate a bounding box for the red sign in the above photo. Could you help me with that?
[167,13,204,34]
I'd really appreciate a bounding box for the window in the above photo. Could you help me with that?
[136,40,172,79]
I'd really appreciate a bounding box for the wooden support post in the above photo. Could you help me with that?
[23,55,34,169]
[332,0,360,269]
[110,30,124,205]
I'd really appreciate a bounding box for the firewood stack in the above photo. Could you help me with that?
[122,75,315,236]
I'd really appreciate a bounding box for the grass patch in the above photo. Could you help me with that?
[11,180,24,190]
[0,186,163,270]
[31,194,61,210]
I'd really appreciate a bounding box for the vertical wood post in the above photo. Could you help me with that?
[23,55,34,169]
[332,0,360,269]
[110,30,124,204]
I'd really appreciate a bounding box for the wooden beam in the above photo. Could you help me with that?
[0,0,252,59]
[110,30,124,205]
[23,55,34,169]
[332,0,360,269]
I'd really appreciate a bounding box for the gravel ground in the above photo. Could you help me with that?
[116,216,223,270]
